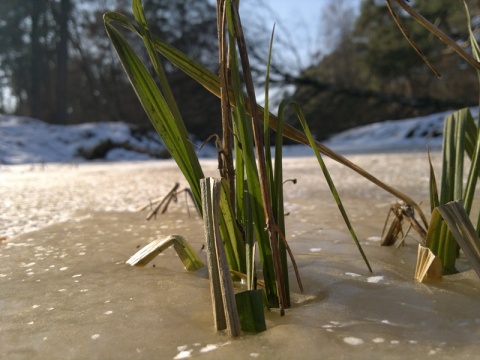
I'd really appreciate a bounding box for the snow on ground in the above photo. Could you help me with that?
[0,108,476,165]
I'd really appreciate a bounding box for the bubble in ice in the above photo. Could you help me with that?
[104,311,113,315]
[72,274,82,278]
[174,350,192,359]
[32,304,40,309]
[309,248,322,252]
[345,272,361,277]
[199,344,217,353]
[343,337,364,345]
[91,334,100,340]
[372,338,385,343]
[367,276,384,283]
[21,262,35,267]
[59,267,68,271]
[390,340,400,345]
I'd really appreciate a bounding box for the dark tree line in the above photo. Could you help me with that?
[0,0,223,140]
[288,0,480,140]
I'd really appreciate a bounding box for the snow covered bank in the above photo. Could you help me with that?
[0,108,476,164]
[0,116,172,164]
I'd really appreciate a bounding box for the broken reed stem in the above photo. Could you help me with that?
[201,177,241,337]
[145,182,180,220]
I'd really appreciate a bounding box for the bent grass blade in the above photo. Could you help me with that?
[126,234,204,271]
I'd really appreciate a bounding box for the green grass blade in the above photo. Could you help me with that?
[131,0,183,124]
[465,1,480,63]
[278,99,372,273]
[440,114,456,204]
[262,26,290,305]
[263,26,275,194]
[427,149,440,211]
[425,208,445,256]
[453,111,466,201]
[463,110,480,214]
[464,109,478,159]
[104,14,204,210]
[436,201,480,278]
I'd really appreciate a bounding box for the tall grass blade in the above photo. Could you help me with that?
[278,100,372,273]
[262,26,291,305]
[131,0,183,124]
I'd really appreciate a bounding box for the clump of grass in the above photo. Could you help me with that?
[104,0,426,332]
[385,0,480,277]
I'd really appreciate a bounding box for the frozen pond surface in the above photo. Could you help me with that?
[1,152,480,359]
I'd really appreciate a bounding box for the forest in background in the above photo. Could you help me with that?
[290,0,480,139]
[0,0,479,141]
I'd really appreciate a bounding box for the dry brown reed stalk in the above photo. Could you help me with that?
[387,0,480,72]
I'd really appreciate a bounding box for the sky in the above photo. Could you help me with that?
[262,0,361,36]
[240,0,362,71]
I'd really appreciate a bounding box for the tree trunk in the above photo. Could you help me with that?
[29,0,42,119]
[53,0,71,124]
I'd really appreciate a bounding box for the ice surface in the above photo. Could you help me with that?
[1,155,480,359]
[2,110,480,358]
